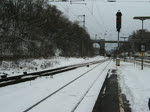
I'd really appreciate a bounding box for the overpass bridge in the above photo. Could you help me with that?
[91,39,150,56]
[91,39,128,43]
[91,39,129,56]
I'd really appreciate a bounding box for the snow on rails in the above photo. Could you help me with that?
[0,59,112,112]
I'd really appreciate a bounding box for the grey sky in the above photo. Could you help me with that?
[51,0,150,49]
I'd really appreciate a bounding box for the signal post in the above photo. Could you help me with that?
[116,10,122,66]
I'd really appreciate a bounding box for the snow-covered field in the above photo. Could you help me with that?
[118,61,150,112]
[0,57,112,112]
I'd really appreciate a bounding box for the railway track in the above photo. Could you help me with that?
[22,60,111,112]
[0,59,109,87]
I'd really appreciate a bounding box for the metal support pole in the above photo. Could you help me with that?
[82,15,85,57]
[0,40,2,65]
[141,20,144,70]
[104,42,105,57]
[133,16,150,70]
[116,31,120,66]
[83,15,85,28]
[81,33,84,57]
[78,14,85,57]
[141,54,144,70]
[124,38,125,61]
[95,34,97,56]
[117,31,120,58]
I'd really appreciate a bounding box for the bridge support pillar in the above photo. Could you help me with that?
[99,40,105,56]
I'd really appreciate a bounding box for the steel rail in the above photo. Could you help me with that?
[71,60,111,112]
[23,60,109,112]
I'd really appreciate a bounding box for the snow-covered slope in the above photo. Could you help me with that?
[0,56,105,77]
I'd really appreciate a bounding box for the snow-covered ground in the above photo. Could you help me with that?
[0,58,112,112]
[118,61,150,112]
[1,56,150,112]
[0,56,105,77]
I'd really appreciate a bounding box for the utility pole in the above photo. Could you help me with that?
[78,14,85,28]
[78,14,85,57]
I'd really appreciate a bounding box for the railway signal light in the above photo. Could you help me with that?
[116,10,122,32]
[115,10,122,65]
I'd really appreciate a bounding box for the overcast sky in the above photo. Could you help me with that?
[50,0,150,50]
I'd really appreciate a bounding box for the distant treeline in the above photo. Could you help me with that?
[118,29,150,56]
[0,0,94,60]
[129,29,150,52]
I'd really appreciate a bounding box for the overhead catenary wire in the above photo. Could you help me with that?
[84,4,106,34]
[104,0,117,34]
[54,0,105,35]
[95,0,114,36]
[86,0,107,33]
[94,2,110,39]
[95,3,107,29]
[51,0,111,38]
[64,2,100,33]
[85,0,150,2]
[110,0,150,2]
[96,0,120,40]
